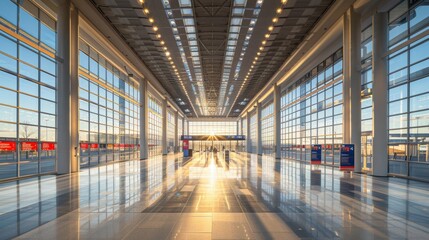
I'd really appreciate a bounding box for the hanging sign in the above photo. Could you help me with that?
[0,141,16,152]
[42,142,56,151]
[340,144,354,171]
[311,144,322,164]
[21,142,38,151]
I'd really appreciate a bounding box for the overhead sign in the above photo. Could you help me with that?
[0,141,16,152]
[340,144,354,171]
[180,135,246,141]
[311,144,322,164]
[42,142,56,151]
[21,142,38,151]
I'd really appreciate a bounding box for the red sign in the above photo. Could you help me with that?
[90,143,99,149]
[0,141,16,152]
[42,142,56,151]
[80,143,89,150]
[21,142,38,151]
[183,140,189,151]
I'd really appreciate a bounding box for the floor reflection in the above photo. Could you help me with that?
[0,152,429,239]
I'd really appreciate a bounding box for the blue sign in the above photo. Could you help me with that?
[340,144,354,171]
[311,145,322,164]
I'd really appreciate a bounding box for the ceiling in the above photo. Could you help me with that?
[90,0,334,118]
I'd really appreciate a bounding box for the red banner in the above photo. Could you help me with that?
[90,143,99,149]
[0,141,16,152]
[183,140,189,151]
[21,142,38,151]
[42,142,56,151]
[80,143,89,150]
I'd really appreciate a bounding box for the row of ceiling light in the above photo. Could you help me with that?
[138,0,197,116]
[229,0,288,116]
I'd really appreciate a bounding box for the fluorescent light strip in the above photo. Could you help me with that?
[162,0,208,115]
[228,0,287,116]
[217,0,264,115]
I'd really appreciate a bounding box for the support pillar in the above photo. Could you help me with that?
[274,85,281,159]
[246,114,251,153]
[343,6,362,172]
[174,111,178,153]
[257,102,262,155]
[70,4,79,172]
[57,0,72,174]
[140,80,149,160]
[162,99,168,155]
[372,12,388,176]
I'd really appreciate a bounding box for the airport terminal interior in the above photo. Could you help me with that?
[1,0,429,239]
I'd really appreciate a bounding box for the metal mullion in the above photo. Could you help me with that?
[15,0,21,179]
[37,11,42,175]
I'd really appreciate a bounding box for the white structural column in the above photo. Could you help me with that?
[140,80,149,160]
[174,111,178,153]
[162,99,168,155]
[246,114,251,153]
[274,85,281,159]
[70,4,79,172]
[257,102,262,155]
[372,12,388,176]
[57,0,72,174]
[343,6,362,172]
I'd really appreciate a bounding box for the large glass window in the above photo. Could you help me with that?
[78,43,140,167]
[361,25,373,171]
[249,113,257,153]
[167,110,176,153]
[188,121,237,135]
[261,102,274,155]
[148,95,163,157]
[280,49,343,164]
[241,117,247,152]
[388,0,429,180]
[188,121,238,152]
[0,0,57,180]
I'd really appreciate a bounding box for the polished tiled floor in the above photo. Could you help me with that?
[1,152,429,239]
